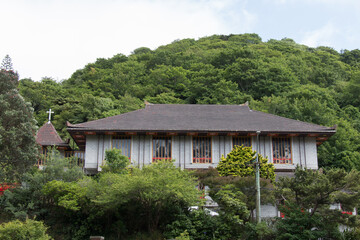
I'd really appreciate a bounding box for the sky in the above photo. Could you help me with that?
[1,0,359,81]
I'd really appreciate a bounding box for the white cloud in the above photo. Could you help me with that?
[309,0,359,4]
[301,23,340,48]
[269,0,289,4]
[240,9,258,32]
[267,0,360,6]
[0,0,255,81]
[4,0,359,81]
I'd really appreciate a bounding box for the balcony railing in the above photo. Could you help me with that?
[37,151,85,168]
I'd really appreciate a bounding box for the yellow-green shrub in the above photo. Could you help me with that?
[0,219,52,240]
[216,145,275,181]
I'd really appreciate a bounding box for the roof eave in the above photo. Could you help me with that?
[67,128,336,135]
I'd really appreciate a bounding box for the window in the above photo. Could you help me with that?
[233,136,251,148]
[112,136,131,159]
[272,137,292,164]
[193,136,212,163]
[152,136,172,162]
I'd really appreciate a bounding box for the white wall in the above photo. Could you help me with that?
[131,135,152,167]
[84,135,111,171]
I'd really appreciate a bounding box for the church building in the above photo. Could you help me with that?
[36,109,84,167]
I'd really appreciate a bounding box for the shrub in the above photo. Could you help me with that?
[216,145,275,181]
[101,148,130,174]
[164,209,232,240]
[0,219,52,240]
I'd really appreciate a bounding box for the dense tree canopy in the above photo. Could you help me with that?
[17,34,360,170]
[0,69,38,181]
[275,167,360,239]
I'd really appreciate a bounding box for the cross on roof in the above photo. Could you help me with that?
[46,108,54,123]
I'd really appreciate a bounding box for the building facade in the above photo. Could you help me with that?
[67,103,336,174]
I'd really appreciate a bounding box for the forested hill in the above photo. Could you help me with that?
[19,33,360,170]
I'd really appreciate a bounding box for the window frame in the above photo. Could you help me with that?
[232,136,252,148]
[112,135,132,159]
[152,136,172,162]
[192,136,212,164]
[272,137,292,164]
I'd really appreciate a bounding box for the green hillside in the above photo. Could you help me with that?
[19,33,360,170]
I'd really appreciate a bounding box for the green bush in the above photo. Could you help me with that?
[0,149,85,221]
[0,219,52,240]
[101,148,130,174]
[275,202,327,240]
[176,230,191,240]
[243,221,276,240]
[342,228,360,240]
[216,145,275,181]
[164,209,232,240]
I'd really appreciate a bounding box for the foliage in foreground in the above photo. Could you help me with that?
[39,160,201,239]
[276,202,326,240]
[165,208,276,240]
[197,144,276,223]
[91,160,201,233]
[101,148,130,174]
[0,219,52,240]
[0,150,84,240]
[164,208,231,240]
[2,151,360,239]
[0,150,84,222]
[275,167,360,239]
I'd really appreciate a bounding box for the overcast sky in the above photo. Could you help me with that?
[1,0,359,81]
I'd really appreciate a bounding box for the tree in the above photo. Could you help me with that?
[214,184,250,233]
[40,161,200,238]
[91,161,200,233]
[344,71,360,107]
[275,201,326,240]
[0,69,38,181]
[341,49,360,66]
[216,145,275,181]
[0,150,84,221]
[196,169,274,222]
[164,208,232,240]
[1,55,13,71]
[275,167,360,238]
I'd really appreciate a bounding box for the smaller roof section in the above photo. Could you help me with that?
[36,122,69,148]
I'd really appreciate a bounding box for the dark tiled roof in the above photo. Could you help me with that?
[36,122,69,147]
[67,104,336,134]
